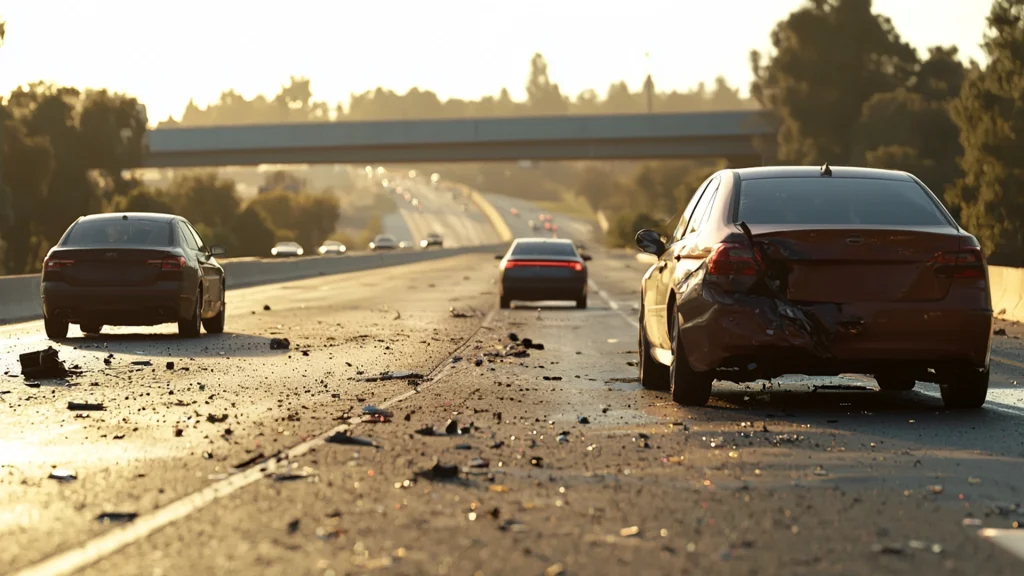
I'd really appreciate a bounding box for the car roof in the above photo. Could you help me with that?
[78,212,178,223]
[321,240,341,244]
[275,241,299,245]
[513,237,574,244]
[732,165,915,182]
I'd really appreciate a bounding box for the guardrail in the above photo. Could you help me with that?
[0,244,505,325]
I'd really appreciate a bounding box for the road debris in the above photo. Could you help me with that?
[165,361,175,370]
[363,405,393,418]
[414,459,461,481]
[994,327,1007,336]
[578,416,591,424]
[263,304,271,311]
[232,453,266,470]
[48,468,77,482]
[272,467,318,482]
[270,338,291,350]
[325,431,379,448]
[131,360,153,367]
[96,512,138,524]
[206,413,229,424]
[20,348,70,379]
[287,519,300,534]
[359,370,424,382]
[449,306,475,318]
[67,401,105,411]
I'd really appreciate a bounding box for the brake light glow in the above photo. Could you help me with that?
[44,258,74,271]
[502,260,584,272]
[706,243,759,277]
[148,256,186,271]
[931,247,984,279]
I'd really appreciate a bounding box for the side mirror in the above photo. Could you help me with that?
[635,229,666,257]
[210,245,227,256]
[581,254,593,261]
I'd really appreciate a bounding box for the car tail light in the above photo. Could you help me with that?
[148,256,186,270]
[931,247,984,279]
[503,260,584,272]
[44,258,74,272]
[706,243,759,277]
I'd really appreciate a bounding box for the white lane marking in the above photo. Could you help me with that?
[980,528,1024,562]
[12,311,496,576]
[588,280,639,329]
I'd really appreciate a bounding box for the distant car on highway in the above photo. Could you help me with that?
[318,240,347,256]
[496,238,591,309]
[40,212,226,339]
[271,241,303,257]
[420,233,444,249]
[369,235,398,250]
[636,165,992,410]
[509,208,520,217]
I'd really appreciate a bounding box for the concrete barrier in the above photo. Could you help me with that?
[0,244,506,325]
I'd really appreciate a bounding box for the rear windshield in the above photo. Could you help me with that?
[511,242,578,257]
[737,178,951,226]
[63,219,173,247]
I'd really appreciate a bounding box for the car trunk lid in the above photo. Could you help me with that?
[45,248,179,287]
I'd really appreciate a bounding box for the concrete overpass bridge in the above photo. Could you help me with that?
[142,110,780,168]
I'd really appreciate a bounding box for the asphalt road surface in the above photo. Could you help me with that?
[482,193,597,243]
[380,183,500,249]
[4,248,1024,575]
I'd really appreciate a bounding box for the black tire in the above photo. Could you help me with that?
[44,315,69,340]
[874,374,916,392]
[669,309,713,406]
[939,367,989,410]
[576,296,587,309]
[499,296,511,309]
[638,304,669,391]
[80,324,103,335]
[202,299,225,334]
[178,289,202,338]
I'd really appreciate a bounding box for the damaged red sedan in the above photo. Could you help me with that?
[636,165,992,410]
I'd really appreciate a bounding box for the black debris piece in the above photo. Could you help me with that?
[103,354,114,366]
[232,452,266,470]
[474,358,484,367]
[490,440,505,449]
[469,457,490,468]
[165,361,175,370]
[206,413,229,424]
[520,338,545,350]
[325,431,379,448]
[68,401,105,411]
[414,459,461,480]
[263,304,271,311]
[445,419,460,435]
[415,425,437,436]
[131,360,152,367]
[529,456,544,468]
[270,338,291,350]
[20,347,69,379]
[362,405,394,418]
[359,370,424,382]
[48,468,77,482]
[113,434,125,440]
[202,451,213,459]
[578,416,590,425]
[508,333,519,342]
[542,376,563,381]
[273,469,317,482]
[97,512,138,524]
[994,327,1008,336]
[811,384,871,392]
[301,350,309,357]
[174,428,183,437]
[455,443,472,450]
[287,519,300,534]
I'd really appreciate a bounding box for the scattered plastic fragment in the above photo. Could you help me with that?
[620,526,641,537]
[131,360,152,367]
[67,401,105,411]
[48,468,77,482]
[273,467,318,482]
[363,405,393,419]
[326,432,379,448]
[359,371,424,382]
[578,416,590,425]
[165,361,175,370]
[543,376,563,381]
[206,413,228,424]
[96,512,138,524]
[530,456,543,467]
[469,457,490,468]
[545,563,566,576]
[20,348,69,379]
[287,519,300,534]
[270,338,291,350]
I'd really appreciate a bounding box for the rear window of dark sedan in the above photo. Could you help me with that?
[737,177,952,227]
[511,242,578,257]
[63,220,173,247]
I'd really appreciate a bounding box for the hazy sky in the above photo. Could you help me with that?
[0,1,991,123]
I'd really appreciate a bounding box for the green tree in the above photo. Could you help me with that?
[78,90,149,199]
[168,172,240,232]
[231,204,278,257]
[750,0,918,164]
[112,186,176,214]
[946,0,1024,264]
[292,193,342,248]
[525,53,569,115]
[0,117,54,274]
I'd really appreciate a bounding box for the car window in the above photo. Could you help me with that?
[737,177,951,226]
[184,222,207,252]
[686,176,721,236]
[64,219,173,247]
[510,242,578,257]
[177,222,199,250]
[672,177,713,242]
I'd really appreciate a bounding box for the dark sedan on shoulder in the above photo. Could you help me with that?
[496,238,591,309]
[40,213,227,339]
[636,165,991,410]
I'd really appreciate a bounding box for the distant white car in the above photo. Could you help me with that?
[318,240,347,256]
[369,235,398,250]
[271,241,303,257]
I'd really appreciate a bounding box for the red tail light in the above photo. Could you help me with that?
[44,258,74,271]
[502,260,584,272]
[931,247,984,279]
[706,243,759,277]
[148,256,186,271]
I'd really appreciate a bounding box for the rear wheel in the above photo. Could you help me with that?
[939,367,989,410]
[576,295,587,309]
[178,289,202,338]
[874,374,916,391]
[44,315,69,340]
[638,304,669,391]
[669,309,713,406]
[80,323,103,335]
